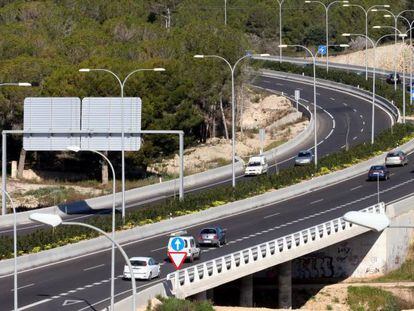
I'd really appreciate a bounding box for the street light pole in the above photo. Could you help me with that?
[29,213,137,311]
[304,0,349,72]
[342,4,390,80]
[279,44,318,166]
[224,0,227,25]
[193,53,270,187]
[67,146,117,311]
[3,190,18,311]
[79,67,166,221]
[1,82,32,217]
[276,0,286,63]
[343,33,402,144]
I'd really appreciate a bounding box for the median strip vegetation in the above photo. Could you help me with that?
[0,124,413,259]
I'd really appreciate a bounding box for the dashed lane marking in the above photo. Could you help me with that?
[310,199,324,205]
[264,212,281,219]
[83,264,104,271]
[350,185,363,191]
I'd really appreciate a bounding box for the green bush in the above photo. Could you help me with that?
[1,123,413,260]
[151,297,214,311]
[347,286,400,311]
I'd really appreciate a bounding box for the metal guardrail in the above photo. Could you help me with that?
[259,69,400,123]
[167,202,385,297]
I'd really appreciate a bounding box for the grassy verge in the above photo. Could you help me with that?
[374,243,414,282]
[147,297,214,311]
[347,286,402,311]
[0,124,413,260]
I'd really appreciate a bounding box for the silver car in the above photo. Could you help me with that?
[385,150,408,166]
[295,150,313,166]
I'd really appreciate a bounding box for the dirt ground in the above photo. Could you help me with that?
[328,42,413,72]
[150,93,308,175]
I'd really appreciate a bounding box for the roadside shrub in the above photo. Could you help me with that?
[347,286,400,311]
[0,123,413,259]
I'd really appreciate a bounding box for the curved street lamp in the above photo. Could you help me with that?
[67,145,118,311]
[29,213,137,311]
[304,0,349,72]
[342,4,390,80]
[193,53,270,188]
[342,32,405,144]
[79,67,166,222]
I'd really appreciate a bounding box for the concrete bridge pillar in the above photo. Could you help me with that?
[239,274,253,307]
[194,290,207,301]
[278,261,292,309]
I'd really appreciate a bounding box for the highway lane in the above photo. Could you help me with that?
[0,77,397,310]
[0,73,384,237]
[3,148,414,311]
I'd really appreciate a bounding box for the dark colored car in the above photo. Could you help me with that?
[367,165,390,181]
[197,227,227,247]
[386,73,401,84]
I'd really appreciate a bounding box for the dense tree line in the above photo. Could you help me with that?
[0,0,411,179]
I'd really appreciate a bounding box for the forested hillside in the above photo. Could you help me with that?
[0,0,411,178]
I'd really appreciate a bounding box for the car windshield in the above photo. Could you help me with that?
[248,162,261,167]
[201,229,216,234]
[371,166,384,170]
[298,152,310,157]
[131,260,147,267]
[387,152,399,157]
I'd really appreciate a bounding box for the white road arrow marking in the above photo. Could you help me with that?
[62,299,83,306]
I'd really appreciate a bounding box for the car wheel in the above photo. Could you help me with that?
[148,272,152,280]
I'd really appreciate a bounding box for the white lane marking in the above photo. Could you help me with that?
[151,246,166,252]
[353,108,357,113]
[11,283,34,291]
[264,212,280,219]
[360,115,363,119]
[83,264,104,271]
[353,136,357,140]
[276,83,284,86]
[343,102,348,106]
[330,97,335,101]
[361,128,364,132]
[350,185,363,191]
[18,298,52,311]
[310,199,324,205]
[316,92,321,95]
[341,145,346,149]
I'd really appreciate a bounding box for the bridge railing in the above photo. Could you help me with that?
[167,202,385,296]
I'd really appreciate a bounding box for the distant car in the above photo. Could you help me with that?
[167,232,201,262]
[245,155,268,176]
[123,257,160,280]
[385,150,408,166]
[197,227,227,247]
[295,150,313,166]
[367,165,390,181]
[386,73,401,84]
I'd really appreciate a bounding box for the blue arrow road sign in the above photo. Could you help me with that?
[318,45,327,56]
[171,237,185,251]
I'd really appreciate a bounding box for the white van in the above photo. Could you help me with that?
[167,232,201,263]
[244,155,268,176]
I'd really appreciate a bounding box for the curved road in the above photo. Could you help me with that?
[0,75,395,310]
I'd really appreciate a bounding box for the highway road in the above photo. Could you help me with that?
[0,73,393,237]
[0,75,395,310]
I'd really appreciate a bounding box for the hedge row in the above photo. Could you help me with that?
[1,123,413,260]
[255,60,412,116]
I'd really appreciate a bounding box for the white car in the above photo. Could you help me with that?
[123,257,160,280]
[244,156,268,176]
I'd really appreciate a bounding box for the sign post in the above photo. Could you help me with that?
[259,128,265,155]
[294,90,300,111]
[318,45,327,57]
[167,236,187,295]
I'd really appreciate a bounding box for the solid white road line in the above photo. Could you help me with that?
[263,212,281,219]
[83,264,104,271]
[18,298,52,311]
[151,246,166,252]
[310,199,324,205]
[11,283,34,291]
